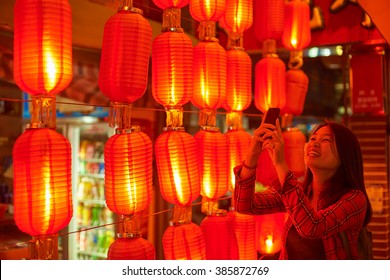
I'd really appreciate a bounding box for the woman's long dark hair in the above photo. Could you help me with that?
[302,120,372,226]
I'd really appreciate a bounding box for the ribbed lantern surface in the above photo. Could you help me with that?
[254,57,286,113]
[192,41,227,110]
[13,128,72,236]
[225,49,252,112]
[200,214,239,260]
[283,69,308,115]
[228,210,256,260]
[255,212,286,256]
[104,129,153,215]
[155,130,200,206]
[223,0,253,34]
[282,0,311,51]
[194,129,229,199]
[162,222,206,260]
[152,31,193,107]
[108,238,155,260]
[13,0,72,95]
[98,7,152,103]
[189,0,226,22]
[226,130,251,191]
[153,0,189,9]
[253,0,285,42]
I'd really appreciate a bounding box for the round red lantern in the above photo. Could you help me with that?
[282,69,309,116]
[13,128,72,236]
[192,40,227,110]
[152,27,193,108]
[108,237,155,260]
[14,0,73,96]
[189,0,226,22]
[155,129,200,206]
[282,0,311,51]
[98,5,152,104]
[228,210,256,260]
[104,126,153,215]
[194,128,229,200]
[253,0,285,42]
[224,48,252,112]
[200,214,239,260]
[283,127,306,178]
[153,0,189,9]
[222,0,253,35]
[226,129,252,191]
[254,56,286,113]
[162,222,206,260]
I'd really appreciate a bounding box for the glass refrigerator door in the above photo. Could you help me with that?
[67,121,115,260]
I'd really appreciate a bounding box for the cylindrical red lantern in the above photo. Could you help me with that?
[13,0,73,95]
[108,237,155,260]
[256,150,278,187]
[282,0,311,51]
[282,69,309,116]
[222,0,253,34]
[253,0,285,42]
[194,128,229,200]
[224,49,252,112]
[13,128,72,236]
[98,5,152,103]
[228,210,257,260]
[153,0,189,9]
[155,129,200,206]
[104,126,153,215]
[226,129,251,191]
[283,127,306,178]
[162,222,206,260]
[189,0,226,22]
[152,29,193,107]
[200,214,239,260]
[254,56,286,113]
[192,41,227,110]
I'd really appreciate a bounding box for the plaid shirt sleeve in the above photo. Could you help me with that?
[280,172,367,238]
[233,165,286,215]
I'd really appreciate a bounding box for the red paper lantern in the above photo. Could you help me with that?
[253,0,285,42]
[13,0,73,95]
[152,31,193,107]
[98,6,152,103]
[155,129,200,206]
[256,150,278,186]
[282,69,308,116]
[192,41,227,110]
[222,0,253,34]
[13,128,72,236]
[153,0,189,9]
[228,210,256,260]
[108,237,155,260]
[190,0,226,22]
[200,214,239,259]
[254,56,286,113]
[104,127,153,215]
[226,129,251,191]
[282,0,311,51]
[162,222,206,260]
[194,129,229,200]
[224,49,252,112]
[255,212,286,256]
[283,127,306,178]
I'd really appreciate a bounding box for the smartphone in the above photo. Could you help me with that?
[262,107,280,126]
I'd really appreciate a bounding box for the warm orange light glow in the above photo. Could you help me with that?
[222,0,253,34]
[282,0,311,51]
[254,0,285,42]
[105,128,153,215]
[282,69,309,116]
[190,0,226,22]
[255,212,287,255]
[108,238,155,260]
[153,0,190,9]
[14,0,73,95]
[99,7,152,103]
[13,128,72,236]
[283,127,306,178]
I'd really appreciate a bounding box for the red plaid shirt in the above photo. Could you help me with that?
[233,165,368,260]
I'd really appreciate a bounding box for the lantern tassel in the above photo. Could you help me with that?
[28,234,58,260]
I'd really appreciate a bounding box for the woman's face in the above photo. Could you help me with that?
[304,126,341,172]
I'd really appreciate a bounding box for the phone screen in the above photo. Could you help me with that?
[263,108,280,126]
